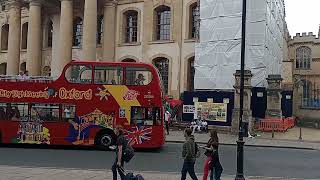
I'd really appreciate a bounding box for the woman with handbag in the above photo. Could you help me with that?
[201,130,220,180]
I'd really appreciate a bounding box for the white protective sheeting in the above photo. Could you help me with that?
[195,0,285,89]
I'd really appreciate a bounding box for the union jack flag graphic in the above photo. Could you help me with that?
[125,126,152,146]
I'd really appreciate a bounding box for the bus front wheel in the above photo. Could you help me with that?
[95,130,115,150]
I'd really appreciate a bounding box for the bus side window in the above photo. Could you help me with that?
[94,66,123,85]
[62,105,76,122]
[0,103,6,120]
[154,107,162,126]
[31,104,60,122]
[6,103,28,121]
[125,67,152,86]
[65,65,92,84]
[131,107,145,126]
[130,107,161,126]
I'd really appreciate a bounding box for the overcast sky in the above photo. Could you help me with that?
[285,0,320,36]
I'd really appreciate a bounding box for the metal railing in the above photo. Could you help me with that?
[0,75,56,83]
[300,76,320,109]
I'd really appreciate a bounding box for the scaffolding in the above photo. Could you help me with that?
[195,0,286,90]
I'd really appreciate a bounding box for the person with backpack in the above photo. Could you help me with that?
[181,128,199,180]
[112,125,132,180]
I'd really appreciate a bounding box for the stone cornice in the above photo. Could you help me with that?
[312,58,320,62]
[7,0,21,9]
[29,0,43,6]
[104,0,117,7]
[117,0,144,5]
[288,40,320,46]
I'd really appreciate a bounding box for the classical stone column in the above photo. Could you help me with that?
[26,0,42,76]
[231,70,253,135]
[54,0,73,77]
[82,0,97,60]
[265,74,283,118]
[7,0,21,75]
[102,0,117,61]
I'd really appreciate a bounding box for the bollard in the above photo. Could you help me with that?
[272,125,274,138]
[299,127,302,140]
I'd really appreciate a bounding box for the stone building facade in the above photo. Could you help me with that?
[0,0,199,98]
[288,31,320,120]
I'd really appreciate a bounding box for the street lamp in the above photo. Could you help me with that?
[235,0,246,180]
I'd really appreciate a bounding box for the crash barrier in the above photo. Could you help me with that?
[258,117,295,132]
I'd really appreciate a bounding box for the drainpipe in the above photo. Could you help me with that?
[178,0,184,98]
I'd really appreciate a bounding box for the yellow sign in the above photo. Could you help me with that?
[0,89,49,99]
[195,102,227,122]
[104,85,141,124]
[0,87,93,101]
[59,88,92,100]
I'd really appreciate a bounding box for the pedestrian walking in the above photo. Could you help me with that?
[201,130,218,180]
[201,130,223,180]
[181,128,198,180]
[165,110,170,135]
[112,126,127,180]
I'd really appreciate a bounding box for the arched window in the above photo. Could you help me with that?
[47,21,53,47]
[20,62,26,73]
[21,22,28,49]
[97,15,103,45]
[0,63,7,75]
[124,10,138,43]
[296,46,311,69]
[73,17,83,47]
[153,57,169,94]
[154,6,171,41]
[1,24,9,51]
[188,57,195,91]
[65,64,92,84]
[122,58,136,62]
[190,3,200,39]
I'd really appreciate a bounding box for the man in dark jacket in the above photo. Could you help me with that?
[181,128,198,180]
[112,126,126,180]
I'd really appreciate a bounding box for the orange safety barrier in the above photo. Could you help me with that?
[258,117,295,132]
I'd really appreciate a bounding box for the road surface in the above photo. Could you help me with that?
[0,143,319,179]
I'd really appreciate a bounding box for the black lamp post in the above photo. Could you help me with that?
[235,0,247,179]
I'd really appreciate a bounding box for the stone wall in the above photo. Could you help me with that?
[0,0,198,98]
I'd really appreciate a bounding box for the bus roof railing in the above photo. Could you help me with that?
[0,75,56,82]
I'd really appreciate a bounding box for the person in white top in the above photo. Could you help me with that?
[165,111,170,135]
[23,71,30,80]
[18,71,24,80]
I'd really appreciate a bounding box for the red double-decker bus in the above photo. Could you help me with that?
[0,61,165,149]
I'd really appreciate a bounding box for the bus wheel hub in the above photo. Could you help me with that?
[100,135,112,147]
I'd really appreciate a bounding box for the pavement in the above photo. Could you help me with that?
[0,165,306,180]
[166,127,320,150]
[256,127,320,142]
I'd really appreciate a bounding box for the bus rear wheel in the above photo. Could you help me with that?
[100,134,113,147]
[95,130,115,150]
